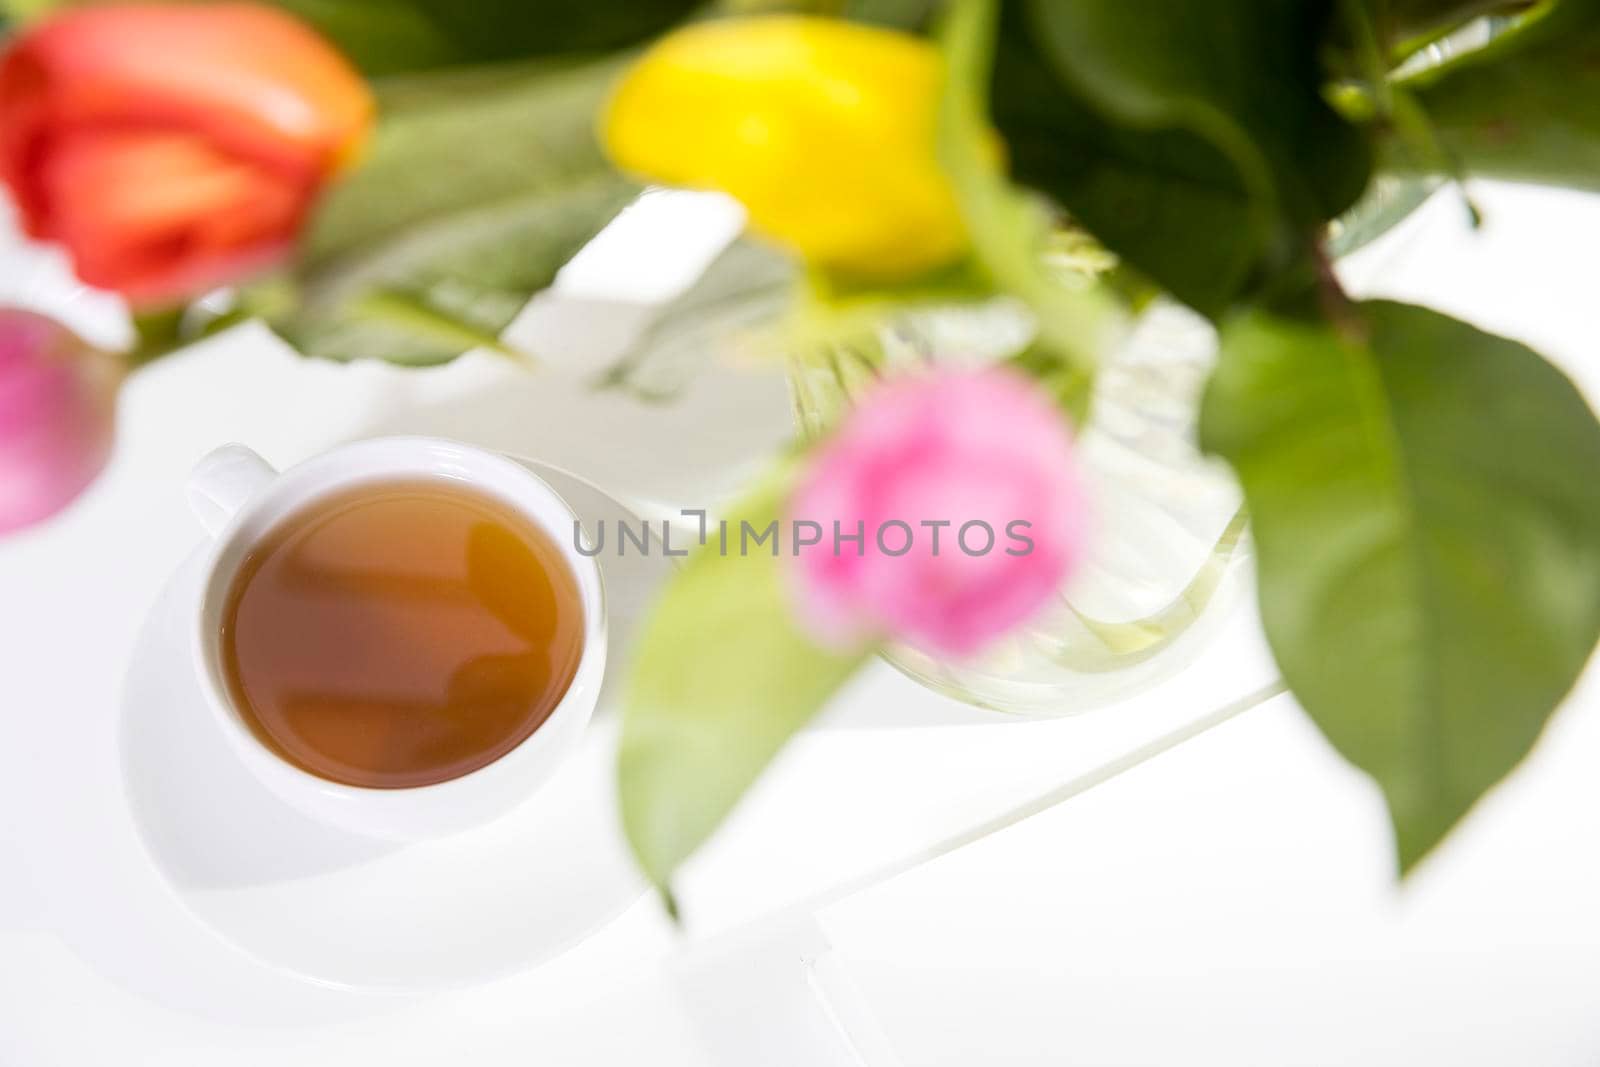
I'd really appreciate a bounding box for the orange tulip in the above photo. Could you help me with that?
[0,3,373,306]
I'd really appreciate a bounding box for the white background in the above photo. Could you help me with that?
[1,183,1599,1064]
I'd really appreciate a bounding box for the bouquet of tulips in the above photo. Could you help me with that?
[4,0,1600,911]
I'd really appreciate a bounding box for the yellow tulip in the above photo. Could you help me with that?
[602,16,969,281]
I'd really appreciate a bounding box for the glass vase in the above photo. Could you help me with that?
[604,179,1437,716]
[785,296,1249,715]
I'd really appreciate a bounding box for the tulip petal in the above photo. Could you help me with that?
[787,368,1089,658]
[1,3,371,183]
[0,310,117,534]
[0,3,373,303]
[39,130,304,303]
[603,16,968,279]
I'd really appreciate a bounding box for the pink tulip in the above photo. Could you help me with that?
[787,367,1088,658]
[0,308,118,534]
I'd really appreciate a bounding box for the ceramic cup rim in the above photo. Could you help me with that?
[189,436,607,837]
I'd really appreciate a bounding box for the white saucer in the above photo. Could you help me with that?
[117,461,672,992]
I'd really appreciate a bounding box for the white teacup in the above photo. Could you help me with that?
[186,436,607,841]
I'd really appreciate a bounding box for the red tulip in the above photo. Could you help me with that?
[0,3,373,306]
[0,308,119,534]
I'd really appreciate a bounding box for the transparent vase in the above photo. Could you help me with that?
[785,296,1249,715]
[779,170,1439,715]
[603,178,1437,716]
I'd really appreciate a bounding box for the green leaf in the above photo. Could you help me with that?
[596,240,795,400]
[619,487,870,899]
[265,0,460,74]
[1384,0,1530,40]
[840,0,944,30]
[0,0,699,73]
[251,59,636,365]
[1026,0,1368,221]
[0,0,56,20]
[1400,0,1539,54]
[990,0,1372,318]
[0,0,456,72]
[1394,0,1600,192]
[1201,301,1600,869]
[1331,0,1533,64]
[405,0,697,65]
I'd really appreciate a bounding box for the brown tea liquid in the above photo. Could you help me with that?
[221,480,584,789]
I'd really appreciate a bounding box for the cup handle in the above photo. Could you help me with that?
[187,444,278,537]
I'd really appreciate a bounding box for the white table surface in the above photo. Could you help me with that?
[2,183,1598,1065]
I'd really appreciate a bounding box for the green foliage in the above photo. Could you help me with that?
[990,0,1371,319]
[266,0,460,74]
[0,0,700,73]
[618,489,869,901]
[1202,301,1600,869]
[0,0,53,20]
[0,0,456,71]
[840,0,943,30]
[1385,0,1532,38]
[1331,0,1535,62]
[1396,0,1600,191]
[406,0,698,65]
[249,59,636,365]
